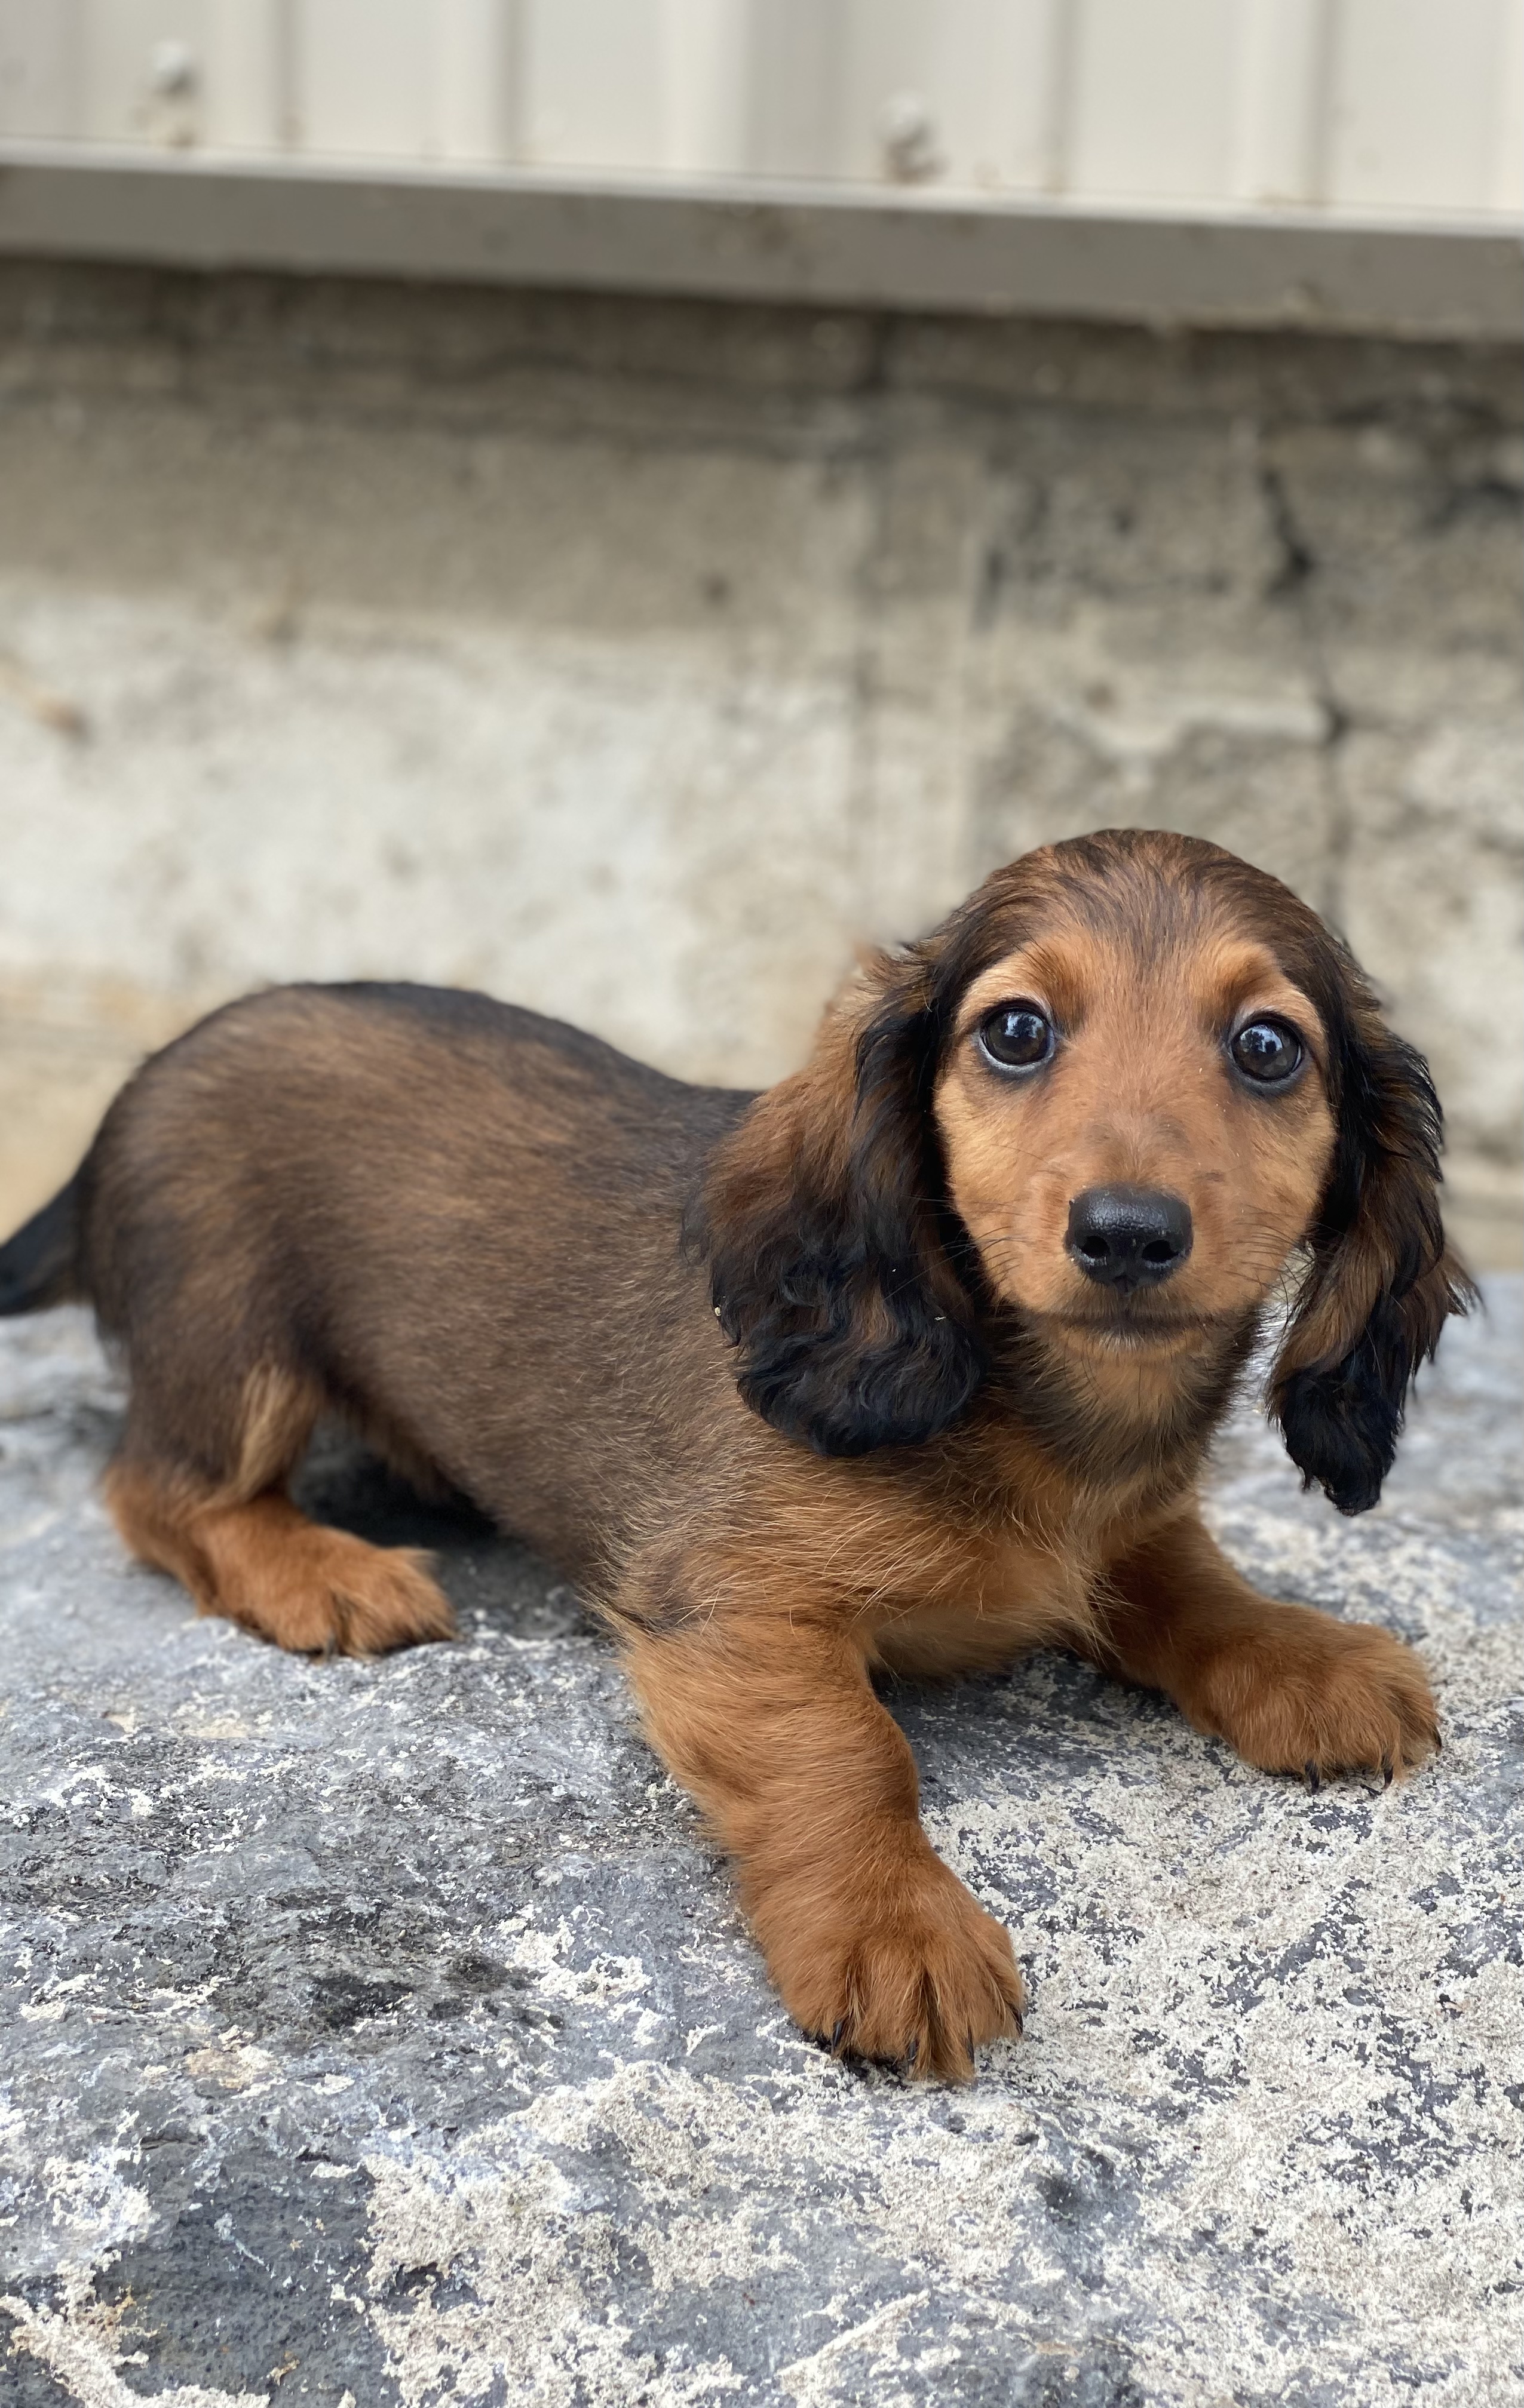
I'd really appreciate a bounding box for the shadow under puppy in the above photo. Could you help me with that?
[0,830,1472,2079]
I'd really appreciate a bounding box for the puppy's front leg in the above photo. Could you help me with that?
[623,1615,1025,2078]
[1094,1509,1439,1780]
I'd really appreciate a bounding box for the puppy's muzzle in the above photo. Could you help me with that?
[1066,1186,1193,1294]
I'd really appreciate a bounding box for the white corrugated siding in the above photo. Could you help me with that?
[1,0,1519,216]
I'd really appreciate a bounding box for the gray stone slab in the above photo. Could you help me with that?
[2,1287,1521,2406]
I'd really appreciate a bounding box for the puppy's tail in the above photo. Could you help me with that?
[0,1176,85,1314]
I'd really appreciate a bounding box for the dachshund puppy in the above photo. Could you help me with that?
[0,830,1471,2079]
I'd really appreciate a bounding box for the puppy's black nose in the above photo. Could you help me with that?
[1066,1186,1193,1292]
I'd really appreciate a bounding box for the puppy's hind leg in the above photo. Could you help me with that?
[105,1368,455,1658]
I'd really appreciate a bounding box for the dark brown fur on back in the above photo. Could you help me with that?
[0,833,1471,2080]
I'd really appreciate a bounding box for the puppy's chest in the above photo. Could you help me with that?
[862,1501,1115,1679]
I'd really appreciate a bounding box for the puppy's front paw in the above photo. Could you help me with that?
[761,1847,1026,2081]
[1190,1602,1439,1782]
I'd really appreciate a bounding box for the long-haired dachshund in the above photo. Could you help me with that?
[0,830,1471,2078]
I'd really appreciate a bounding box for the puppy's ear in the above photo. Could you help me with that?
[690,953,984,1456]
[1270,965,1474,1515]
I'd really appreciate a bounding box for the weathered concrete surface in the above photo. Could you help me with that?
[0,264,1519,1263]
[1,1286,1520,2407]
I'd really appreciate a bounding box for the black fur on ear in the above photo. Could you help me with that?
[688,951,986,1457]
[1269,951,1474,1514]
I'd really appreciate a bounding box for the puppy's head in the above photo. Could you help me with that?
[695,830,1471,1504]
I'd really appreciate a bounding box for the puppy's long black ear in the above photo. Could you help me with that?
[689,953,984,1456]
[1270,959,1474,1515]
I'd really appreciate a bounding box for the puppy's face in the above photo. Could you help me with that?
[699,828,1466,1505]
[934,907,1336,1363]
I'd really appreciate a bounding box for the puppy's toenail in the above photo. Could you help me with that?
[903,2037,919,2072]
[830,2019,847,2051]
[1304,1761,1320,1792]
[1382,1756,1394,1788]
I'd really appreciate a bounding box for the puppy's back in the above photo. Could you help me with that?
[5,983,750,1582]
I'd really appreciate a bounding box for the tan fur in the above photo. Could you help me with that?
[1089,1511,1438,1779]
[2,832,1470,2081]
[626,1616,1027,2076]
[937,929,1336,1346]
[232,1365,323,1499]
[106,1464,455,1655]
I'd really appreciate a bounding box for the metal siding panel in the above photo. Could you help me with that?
[1229,0,1329,204]
[821,1,1071,193]
[835,0,939,182]
[1068,0,1241,201]
[433,0,512,161]
[1494,0,1524,207]
[203,0,286,150]
[522,0,667,171]
[295,0,433,159]
[919,0,1072,194]
[660,0,749,175]
[1327,0,1508,211]
[0,0,82,139]
[991,0,1075,192]
[77,0,211,146]
[4,1,1520,232]
[746,0,845,178]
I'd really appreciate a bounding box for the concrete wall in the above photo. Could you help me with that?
[0,262,1518,1261]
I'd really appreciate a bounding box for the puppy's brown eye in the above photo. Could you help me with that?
[977,1002,1054,1073]
[1231,1018,1303,1085]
